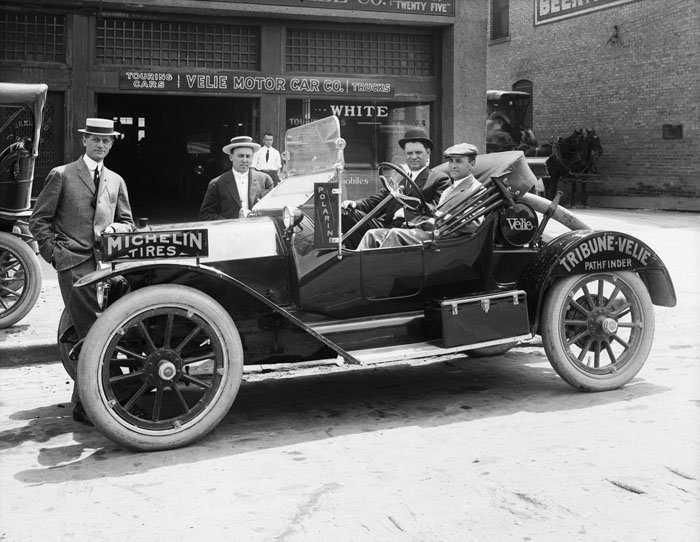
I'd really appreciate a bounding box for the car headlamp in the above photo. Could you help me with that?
[283,206,304,229]
[96,280,109,310]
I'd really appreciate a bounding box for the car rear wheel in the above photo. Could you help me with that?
[0,231,42,328]
[78,284,244,451]
[541,271,654,391]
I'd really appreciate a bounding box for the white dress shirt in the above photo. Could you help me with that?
[83,155,104,178]
[233,168,249,214]
[252,146,282,171]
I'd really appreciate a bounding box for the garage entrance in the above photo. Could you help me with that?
[98,94,259,223]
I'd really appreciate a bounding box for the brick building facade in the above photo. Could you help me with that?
[488,0,699,210]
[1,0,487,221]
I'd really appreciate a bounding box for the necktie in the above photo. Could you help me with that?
[92,167,100,207]
[265,149,270,163]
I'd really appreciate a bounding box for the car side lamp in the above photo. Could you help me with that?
[283,205,304,231]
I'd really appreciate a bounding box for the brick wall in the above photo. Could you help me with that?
[487,0,699,210]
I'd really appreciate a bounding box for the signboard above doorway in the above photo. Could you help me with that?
[217,0,454,17]
[119,72,396,97]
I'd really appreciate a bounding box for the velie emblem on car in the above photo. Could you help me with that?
[498,203,539,246]
[101,229,209,261]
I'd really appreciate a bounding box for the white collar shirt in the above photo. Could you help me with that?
[252,146,282,171]
[393,165,427,219]
[83,155,104,176]
[233,168,249,213]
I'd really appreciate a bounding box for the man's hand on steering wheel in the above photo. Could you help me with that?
[378,162,430,215]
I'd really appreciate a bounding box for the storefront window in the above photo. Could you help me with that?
[286,98,431,199]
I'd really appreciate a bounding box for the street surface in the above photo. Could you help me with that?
[1,209,699,541]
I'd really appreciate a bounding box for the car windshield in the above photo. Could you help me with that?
[253,116,341,212]
[284,116,340,176]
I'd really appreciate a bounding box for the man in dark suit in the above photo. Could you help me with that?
[340,127,450,247]
[358,143,482,249]
[199,135,274,220]
[29,118,134,424]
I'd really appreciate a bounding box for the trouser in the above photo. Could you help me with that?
[56,256,99,402]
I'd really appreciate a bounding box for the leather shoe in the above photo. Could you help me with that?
[72,402,93,426]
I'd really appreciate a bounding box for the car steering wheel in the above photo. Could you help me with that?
[377,162,429,214]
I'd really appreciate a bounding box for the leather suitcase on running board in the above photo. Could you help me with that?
[424,290,530,348]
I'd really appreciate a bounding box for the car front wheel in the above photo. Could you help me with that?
[0,231,42,328]
[541,271,654,391]
[78,284,244,451]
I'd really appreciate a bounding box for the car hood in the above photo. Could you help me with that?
[139,216,284,263]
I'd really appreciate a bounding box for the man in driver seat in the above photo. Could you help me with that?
[340,127,450,248]
[358,143,481,249]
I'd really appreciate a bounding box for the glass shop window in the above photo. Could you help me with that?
[286,99,431,199]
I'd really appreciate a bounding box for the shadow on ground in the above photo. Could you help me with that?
[6,348,667,484]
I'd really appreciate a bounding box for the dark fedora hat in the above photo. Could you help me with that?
[398,127,433,150]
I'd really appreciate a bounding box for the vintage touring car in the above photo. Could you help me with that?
[0,83,47,328]
[71,117,676,451]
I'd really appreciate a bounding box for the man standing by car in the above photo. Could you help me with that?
[251,132,283,186]
[358,143,481,249]
[199,135,274,220]
[340,127,450,247]
[29,117,134,424]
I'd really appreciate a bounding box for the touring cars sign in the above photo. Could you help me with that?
[101,230,209,261]
[553,232,654,275]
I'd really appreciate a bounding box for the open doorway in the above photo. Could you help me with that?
[98,94,258,222]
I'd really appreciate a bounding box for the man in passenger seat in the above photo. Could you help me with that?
[357,143,481,249]
[340,127,450,248]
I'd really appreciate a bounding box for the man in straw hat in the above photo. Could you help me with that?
[357,142,482,249]
[199,135,273,220]
[340,126,450,248]
[29,117,134,424]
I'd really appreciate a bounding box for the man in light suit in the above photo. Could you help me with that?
[199,135,274,220]
[358,143,481,249]
[340,127,451,248]
[29,118,134,424]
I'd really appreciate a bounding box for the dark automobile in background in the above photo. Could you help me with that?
[0,82,46,328]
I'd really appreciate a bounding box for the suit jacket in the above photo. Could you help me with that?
[29,158,134,271]
[199,169,273,220]
[357,175,483,249]
[355,166,451,226]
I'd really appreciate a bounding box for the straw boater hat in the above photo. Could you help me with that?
[398,127,433,150]
[443,143,479,157]
[77,118,120,136]
[222,135,261,155]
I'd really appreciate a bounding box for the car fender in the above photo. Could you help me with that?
[75,261,360,364]
[520,230,677,332]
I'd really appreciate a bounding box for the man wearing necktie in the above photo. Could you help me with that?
[357,143,481,249]
[29,118,135,424]
[251,132,283,186]
[340,127,451,248]
[199,135,273,220]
